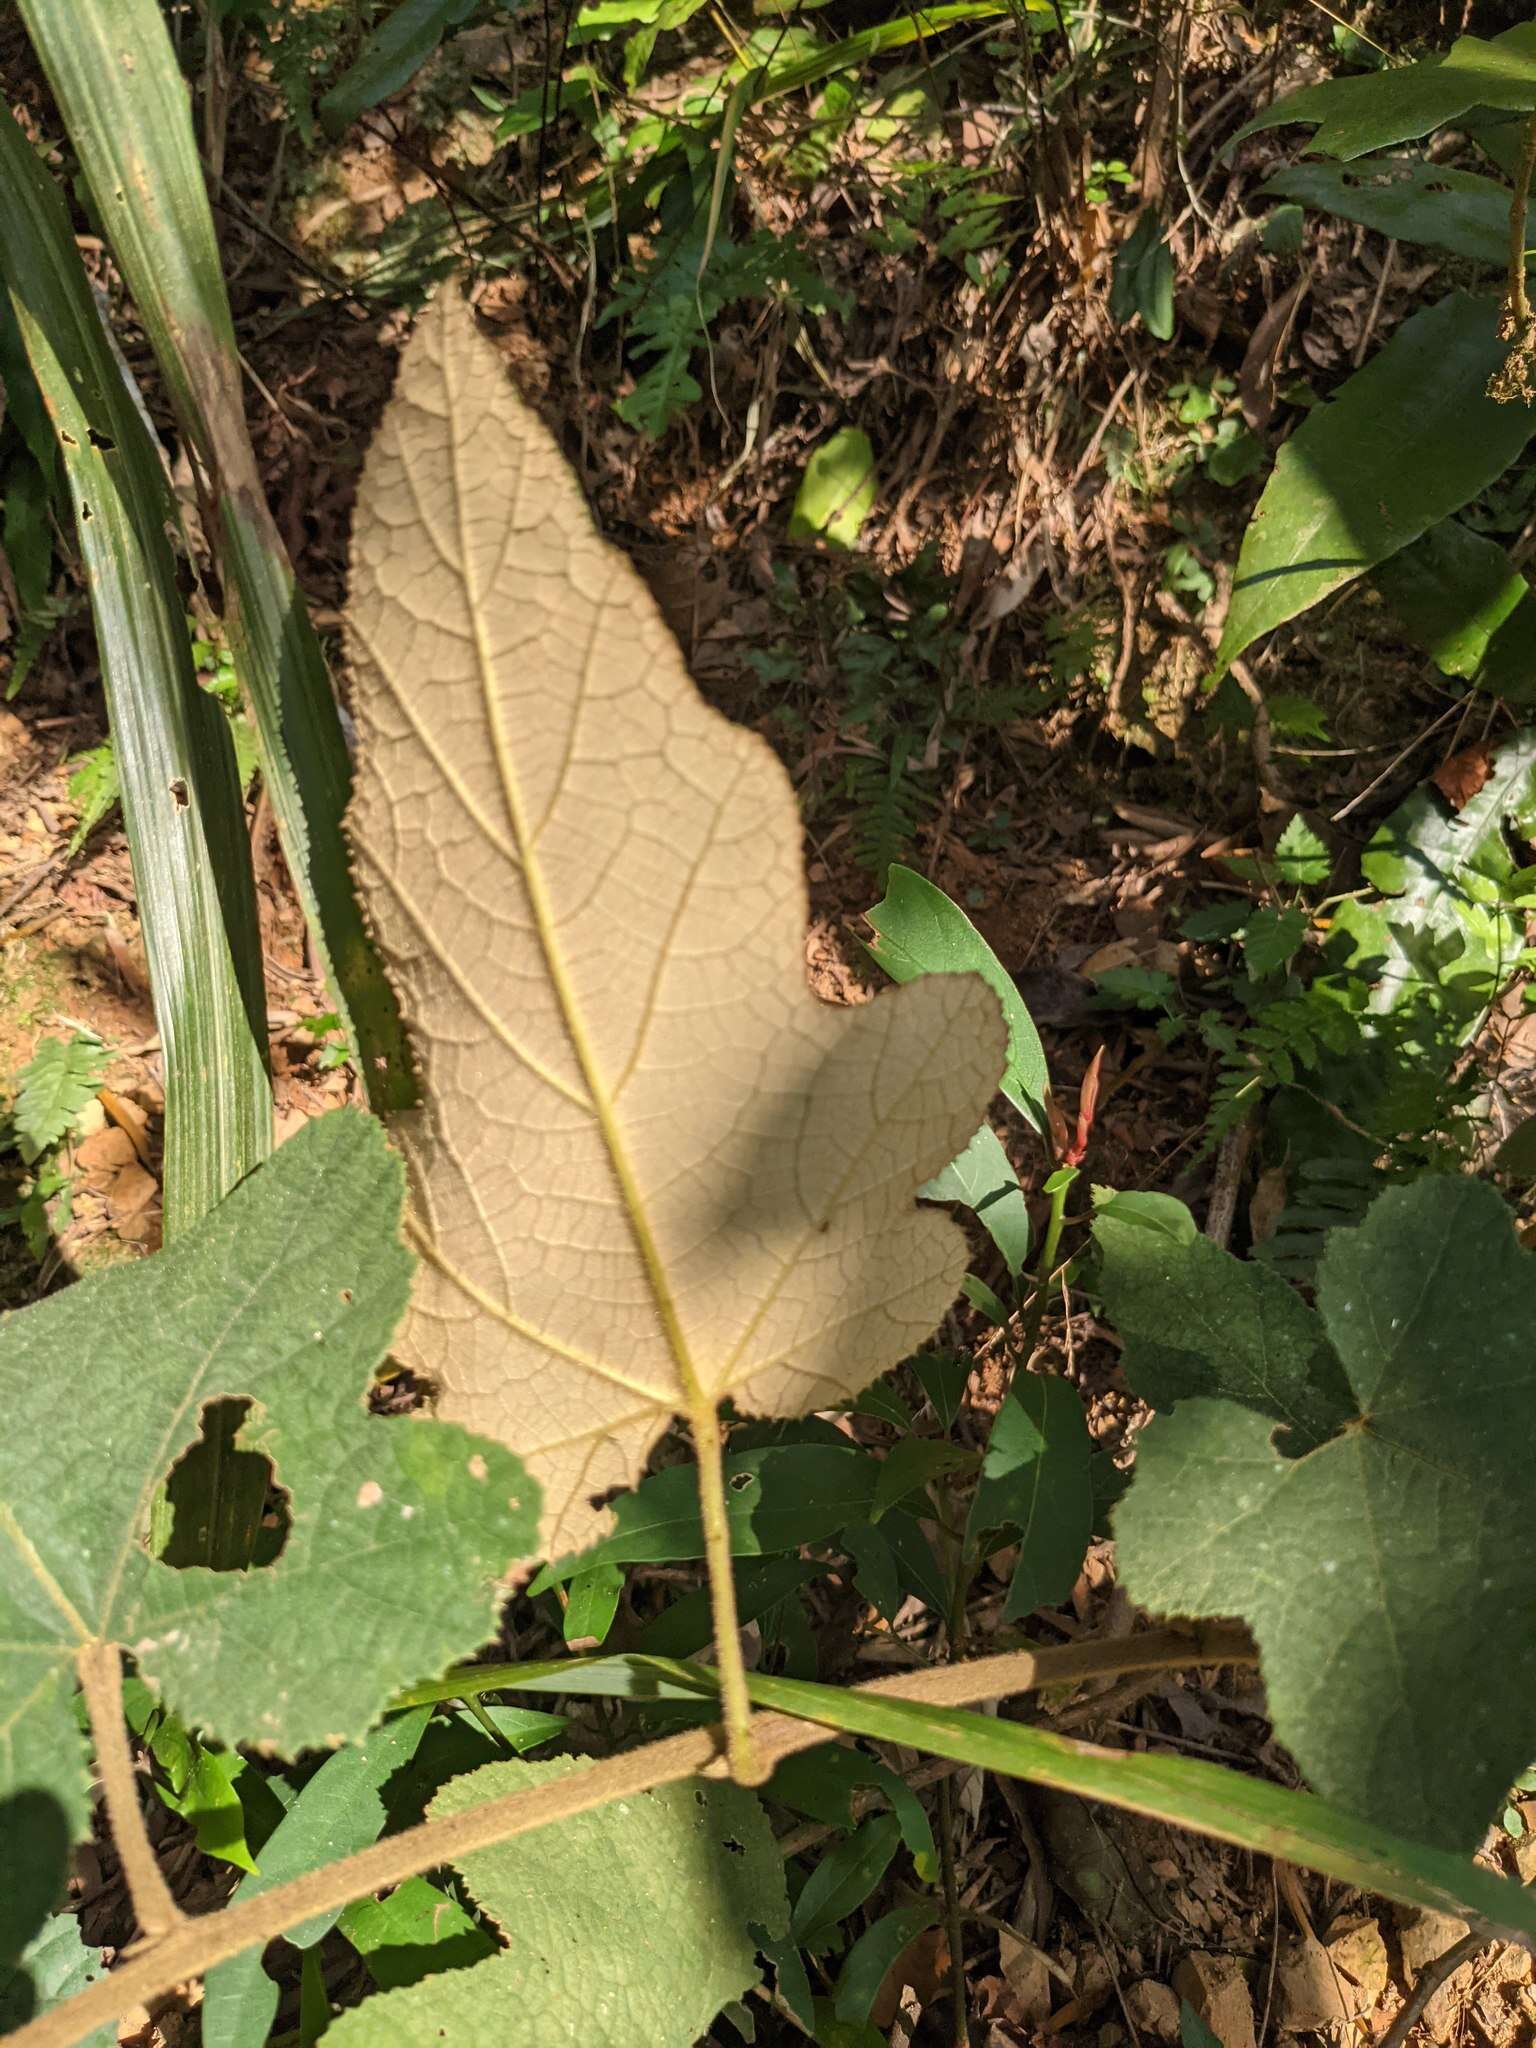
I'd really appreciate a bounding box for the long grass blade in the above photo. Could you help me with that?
[19,0,416,1111]
[401,1648,1536,1943]
[0,104,270,1233]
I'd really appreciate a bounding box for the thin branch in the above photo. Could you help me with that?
[20,1628,1254,2048]
[75,1641,184,1945]
[1377,1930,1487,2048]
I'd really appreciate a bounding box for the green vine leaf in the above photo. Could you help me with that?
[324,1757,789,2046]
[0,1110,536,1867]
[1101,1176,1536,1850]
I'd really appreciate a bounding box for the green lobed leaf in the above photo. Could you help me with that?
[1374,518,1536,700]
[0,1111,536,1881]
[1216,293,1536,672]
[1344,729,1536,1033]
[1233,23,1536,159]
[1274,814,1332,885]
[1094,1204,1352,1451]
[0,1910,113,2047]
[1110,1176,1536,1849]
[1241,906,1310,979]
[867,865,1048,1129]
[1260,159,1524,269]
[324,1757,789,2046]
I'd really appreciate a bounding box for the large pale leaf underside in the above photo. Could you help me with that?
[347,290,1003,1558]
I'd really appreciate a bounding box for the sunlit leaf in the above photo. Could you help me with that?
[346,290,1004,1560]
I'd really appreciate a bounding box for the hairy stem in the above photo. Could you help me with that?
[75,1641,184,1945]
[689,1400,764,1784]
[20,1629,1251,2048]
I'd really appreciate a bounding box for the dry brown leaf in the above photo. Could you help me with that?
[1433,744,1495,811]
[346,289,1004,1559]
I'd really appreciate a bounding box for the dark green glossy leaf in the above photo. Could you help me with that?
[1261,159,1521,268]
[790,1813,902,1946]
[1374,518,1536,699]
[1234,23,1536,158]
[834,1901,939,2023]
[319,0,480,136]
[1217,294,1536,671]
[1109,208,1174,339]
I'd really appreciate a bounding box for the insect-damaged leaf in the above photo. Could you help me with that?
[345,290,1004,1559]
[0,1111,535,1874]
[1100,1176,1536,1851]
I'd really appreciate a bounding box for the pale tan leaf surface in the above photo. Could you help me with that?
[347,289,1004,1558]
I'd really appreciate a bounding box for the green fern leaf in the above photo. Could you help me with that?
[13,1032,109,1161]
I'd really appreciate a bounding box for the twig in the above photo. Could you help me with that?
[939,1773,972,2047]
[1377,1930,1486,2048]
[19,1628,1256,2048]
[1204,1121,1252,1250]
[76,1642,184,1944]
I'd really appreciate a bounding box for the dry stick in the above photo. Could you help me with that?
[1376,1930,1487,2048]
[74,1642,184,1944]
[18,1628,1253,2048]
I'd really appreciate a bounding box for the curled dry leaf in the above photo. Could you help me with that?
[346,288,1004,1561]
[1431,743,1494,812]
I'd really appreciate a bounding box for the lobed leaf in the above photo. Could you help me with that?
[0,1112,535,1878]
[1102,1177,1536,1850]
[345,290,1005,1560]
[324,1757,788,2045]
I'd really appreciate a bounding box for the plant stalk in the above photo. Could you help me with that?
[689,1400,764,1785]
[75,1642,184,1945]
[19,1629,1253,2048]
[1019,1167,1076,1360]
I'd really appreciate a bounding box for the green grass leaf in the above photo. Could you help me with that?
[0,98,271,1230]
[18,0,416,1114]
[324,1758,788,2047]
[1216,293,1536,672]
[1110,1176,1536,1850]
[0,1110,536,1871]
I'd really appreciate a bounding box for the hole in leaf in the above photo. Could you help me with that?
[156,1398,290,1571]
[60,431,78,448]
[87,428,115,453]
[721,1835,745,1856]
[168,778,189,809]
[729,1471,754,1494]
